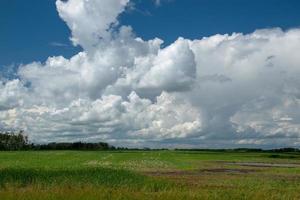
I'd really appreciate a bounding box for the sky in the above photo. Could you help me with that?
[1,0,300,148]
[1,0,300,67]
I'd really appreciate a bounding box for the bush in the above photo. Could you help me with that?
[0,130,28,150]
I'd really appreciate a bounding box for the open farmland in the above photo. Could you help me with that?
[0,150,300,200]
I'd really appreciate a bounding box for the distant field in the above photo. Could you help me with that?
[0,151,300,200]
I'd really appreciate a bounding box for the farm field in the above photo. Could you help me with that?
[0,150,300,200]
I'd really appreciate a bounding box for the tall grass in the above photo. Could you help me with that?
[0,167,174,191]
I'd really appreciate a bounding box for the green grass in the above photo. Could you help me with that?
[0,151,300,199]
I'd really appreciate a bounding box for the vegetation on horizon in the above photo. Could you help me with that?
[1,131,300,153]
[0,131,113,151]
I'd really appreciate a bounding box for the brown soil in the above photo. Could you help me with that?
[225,162,300,168]
[145,168,256,177]
[145,168,257,186]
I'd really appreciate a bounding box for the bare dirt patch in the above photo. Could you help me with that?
[225,162,300,168]
[145,168,256,177]
[145,168,257,186]
[200,168,256,173]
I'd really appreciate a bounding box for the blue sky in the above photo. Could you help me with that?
[1,0,300,67]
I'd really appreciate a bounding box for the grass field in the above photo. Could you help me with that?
[0,150,300,200]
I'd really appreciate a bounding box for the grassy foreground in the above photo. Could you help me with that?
[0,150,300,200]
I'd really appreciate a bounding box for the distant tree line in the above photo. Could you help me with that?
[1,131,300,152]
[34,142,114,150]
[174,148,300,153]
[0,131,114,151]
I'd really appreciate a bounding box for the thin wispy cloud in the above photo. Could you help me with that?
[49,42,69,47]
[153,0,174,7]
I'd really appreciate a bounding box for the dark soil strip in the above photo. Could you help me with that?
[146,168,257,177]
[225,162,300,168]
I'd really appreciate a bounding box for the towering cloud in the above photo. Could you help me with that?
[56,0,129,49]
[0,0,300,148]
